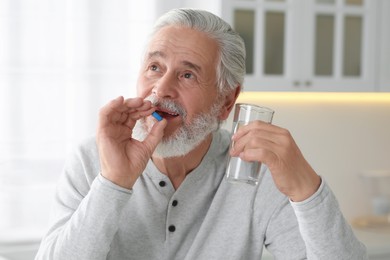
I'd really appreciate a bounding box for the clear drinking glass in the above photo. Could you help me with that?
[226,103,274,185]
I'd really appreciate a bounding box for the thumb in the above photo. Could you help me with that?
[143,119,167,153]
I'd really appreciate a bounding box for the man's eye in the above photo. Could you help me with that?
[150,65,159,71]
[183,73,193,79]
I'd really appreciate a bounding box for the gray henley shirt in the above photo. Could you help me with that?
[35,129,367,259]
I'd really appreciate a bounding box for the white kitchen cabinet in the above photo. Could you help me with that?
[222,0,388,92]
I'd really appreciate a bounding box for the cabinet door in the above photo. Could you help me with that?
[223,0,297,91]
[222,0,379,92]
[304,0,378,91]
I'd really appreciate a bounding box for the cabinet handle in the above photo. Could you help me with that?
[293,80,300,87]
[305,80,312,87]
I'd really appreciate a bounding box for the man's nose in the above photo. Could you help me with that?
[152,72,178,99]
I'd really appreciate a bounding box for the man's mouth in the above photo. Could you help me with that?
[155,108,180,119]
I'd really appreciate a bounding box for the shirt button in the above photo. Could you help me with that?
[172,200,178,207]
[168,225,176,232]
[159,181,166,187]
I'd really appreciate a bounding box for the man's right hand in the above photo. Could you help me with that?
[96,96,167,189]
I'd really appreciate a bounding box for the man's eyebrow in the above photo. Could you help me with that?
[146,51,202,73]
[182,60,202,73]
[147,51,165,59]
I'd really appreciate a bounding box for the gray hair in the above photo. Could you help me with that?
[151,8,246,93]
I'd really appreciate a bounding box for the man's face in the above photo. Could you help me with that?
[134,26,223,157]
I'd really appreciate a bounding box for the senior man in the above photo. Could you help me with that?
[36,8,367,260]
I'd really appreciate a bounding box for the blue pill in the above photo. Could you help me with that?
[152,111,163,121]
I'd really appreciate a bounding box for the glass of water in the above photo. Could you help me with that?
[225,103,274,185]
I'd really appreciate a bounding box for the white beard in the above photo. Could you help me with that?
[132,95,222,158]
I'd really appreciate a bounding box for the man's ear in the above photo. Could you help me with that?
[219,86,241,120]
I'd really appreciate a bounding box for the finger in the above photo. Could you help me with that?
[233,123,294,154]
[123,107,156,129]
[142,119,167,152]
[120,99,155,124]
[99,96,135,124]
[100,97,153,125]
[123,98,152,111]
[98,97,123,129]
[232,121,284,141]
[238,147,278,165]
[99,96,124,116]
[102,97,146,116]
[231,129,278,156]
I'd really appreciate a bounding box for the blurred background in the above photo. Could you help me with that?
[0,0,389,259]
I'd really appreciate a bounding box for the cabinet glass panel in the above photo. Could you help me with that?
[264,12,285,75]
[315,15,334,76]
[316,0,335,4]
[343,16,362,76]
[346,0,363,5]
[234,9,255,74]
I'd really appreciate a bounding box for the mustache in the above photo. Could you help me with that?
[145,95,187,118]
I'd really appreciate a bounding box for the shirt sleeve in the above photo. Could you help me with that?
[290,179,368,259]
[35,142,132,260]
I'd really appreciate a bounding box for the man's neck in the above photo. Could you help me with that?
[151,133,213,190]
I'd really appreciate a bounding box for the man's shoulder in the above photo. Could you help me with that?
[71,136,98,159]
[66,136,99,171]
